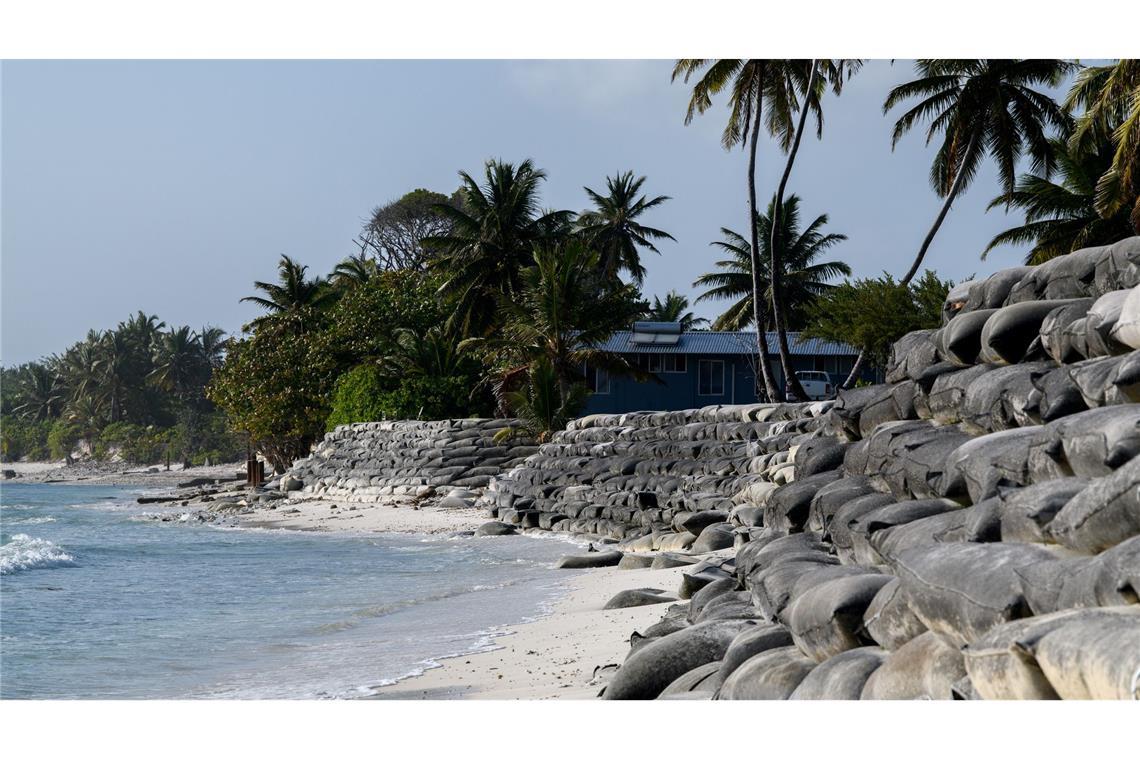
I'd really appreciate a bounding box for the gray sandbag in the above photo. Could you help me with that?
[1039,405,1140,480]
[849,498,964,565]
[1094,237,1140,295]
[927,365,995,424]
[970,266,1034,310]
[857,382,918,437]
[674,509,728,536]
[1039,298,1094,363]
[1110,350,1140,402]
[942,279,976,323]
[690,522,736,554]
[651,552,700,570]
[962,606,1135,699]
[1049,456,1140,553]
[886,329,941,383]
[1109,283,1140,349]
[829,493,897,562]
[996,478,1089,544]
[715,623,796,682]
[891,542,1058,646]
[1069,354,1132,409]
[941,427,1047,504]
[870,508,982,564]
[658,661,724,698]
[980,300,1085,364]
[1029,606,1140,699]
[959,362,1056,435]
[880,427,975,501]
[1084,288,1132,357]
[980,299,1086,365]
[842,438,871,475]
[555,550,623,569]
[656,532,697,552]
[1014,536,1140,615]
[1024,365,1090,424]
[861,577,928,650]
[716,646,817,700]
[679,558,736,599]
[687,578,738,621]
[807,475,878,534]
[618,553,657,570]
[784,574,894,661]
[793,436,849,480]
[764,470,844,533]
[695,592,764,623]
[860,631,967,700]
[603,588,675,610]
[730,505,764,528]
[1044,246,1108,300]
[939,308,997,366]
[603,618,759,700]
[831,385,893,441]
[735,531,823,579]
[749,558,845,622]
[789,646,889,700]
[475,521,517,536]
[640,604,692,640]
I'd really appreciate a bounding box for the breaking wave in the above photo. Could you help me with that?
[0,534,77,575]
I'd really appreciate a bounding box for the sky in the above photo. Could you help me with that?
[1,60,1073,366]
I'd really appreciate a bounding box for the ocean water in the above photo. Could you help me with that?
[0,482,581,699]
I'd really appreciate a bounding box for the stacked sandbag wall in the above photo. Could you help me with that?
[286,419,538,503]
[570,235,1140,701]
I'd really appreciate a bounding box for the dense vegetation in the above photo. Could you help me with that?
[4,59,1136,467]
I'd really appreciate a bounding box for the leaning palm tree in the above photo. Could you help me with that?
[672,59,824,400]
[984,135,1135,263]
[695,195,850,334]
[241,254,338,330]
[12,362,64,422]
[577,171,674,284]
[424,159,575,337]
[884,59,1076,285]
[647,291,708,330]
[1065,60,1140,230]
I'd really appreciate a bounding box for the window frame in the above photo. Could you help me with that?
[698,359,725,396]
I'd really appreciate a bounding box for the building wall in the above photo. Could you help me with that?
[582,351,877,414]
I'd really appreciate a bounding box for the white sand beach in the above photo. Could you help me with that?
[239,498,490,534]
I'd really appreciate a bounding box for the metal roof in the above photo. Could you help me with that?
[592,330,858,357]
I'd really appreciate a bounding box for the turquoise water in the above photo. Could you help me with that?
[0,483,579,699]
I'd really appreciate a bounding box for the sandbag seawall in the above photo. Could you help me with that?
[287,419,538,503]
[566,235,1140,701]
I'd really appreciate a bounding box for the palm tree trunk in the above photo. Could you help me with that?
[841,348,865,390]
[770,60,818,402]
[746,74,780,402]
[900,134,977,287]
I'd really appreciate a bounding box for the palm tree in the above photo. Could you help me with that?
[983,135,1135,263]
[331,249,379,288]
[767,59,863,399]
[1065,60,1140,230]
[647,291,708,330]
[94,330,133,423]
[195,326,227,369]
[577,171,674,284]
[425,159,575,337]
[241,255,338,330]
[382,325,467,378]
[695,195,850,333]
[150,326,206,400]
[467,239,646,434]
[672,59,821,400]
[884,59,1076,285]
[12,362,64,422]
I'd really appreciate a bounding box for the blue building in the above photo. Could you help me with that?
[582,321,872,414]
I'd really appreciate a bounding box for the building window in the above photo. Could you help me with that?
[585,366,611,395]
[647,355,662,373]
[698,360,724,396]
[664,354,687,373]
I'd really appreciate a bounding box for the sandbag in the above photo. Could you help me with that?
[764,470,844,533]
[859,631,967,700]
[1049,455,1140,553]
[657,661,723,698]
[1039,405,1140,480]
[1093,237,1140,295]
[939,308,997,366]
[980,300,1085,365]
[1110,351,1140,402]
[942,279,976,323]
[861,577,929,650]
[603,618,759,700]
[996,478,1089,544]
[1030,607,1140,699]
[891,542,1058,646]
[715,623,796,682]
[716,646,816,700]
[794,437,849,480]
[1084,288,1132,357]
[1109,283,1140,349]
[1023,365,1090,423]
[941,427,1047,504]
[749,558,843,621]
[789,647,888,700]
[959,362,1055,435]
[886,330,941,383]
[1069,354,1132,408]
[806,476,878,534]
[927,365,995,424]
[1014,536,1140,614]
[1038,298,1094,363]
[968,267,1034,311]
[784,574,894,662]
[828,493,898,562]
[849,499,964,565]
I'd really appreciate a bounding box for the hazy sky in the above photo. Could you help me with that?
[2,60,1070,365]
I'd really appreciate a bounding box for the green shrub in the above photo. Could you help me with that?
[0,416,51,461]
[326,366,479,429]
[47,419,82,461]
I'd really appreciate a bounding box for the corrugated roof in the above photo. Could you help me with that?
[592,330,858,356]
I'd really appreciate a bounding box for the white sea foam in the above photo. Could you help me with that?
[4,516,57,525]
[0,533,77,575]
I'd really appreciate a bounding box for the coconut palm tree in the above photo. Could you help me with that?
[195,326,227,369]
[94,330,133,423]
[768,59,863,399]
[577,171,674,284]
[12,362,64,422]
[984,135,1135,263]
[672,59,825,400]
[331,249,379,288]
[467,239,646,434]
[425,159,575,337]
[150,326,206,400]
[647,291,708,330]
[884,59,1076,285]
[241,255,338,330]
[1065,60,1140,230]
[695,195,850,333]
